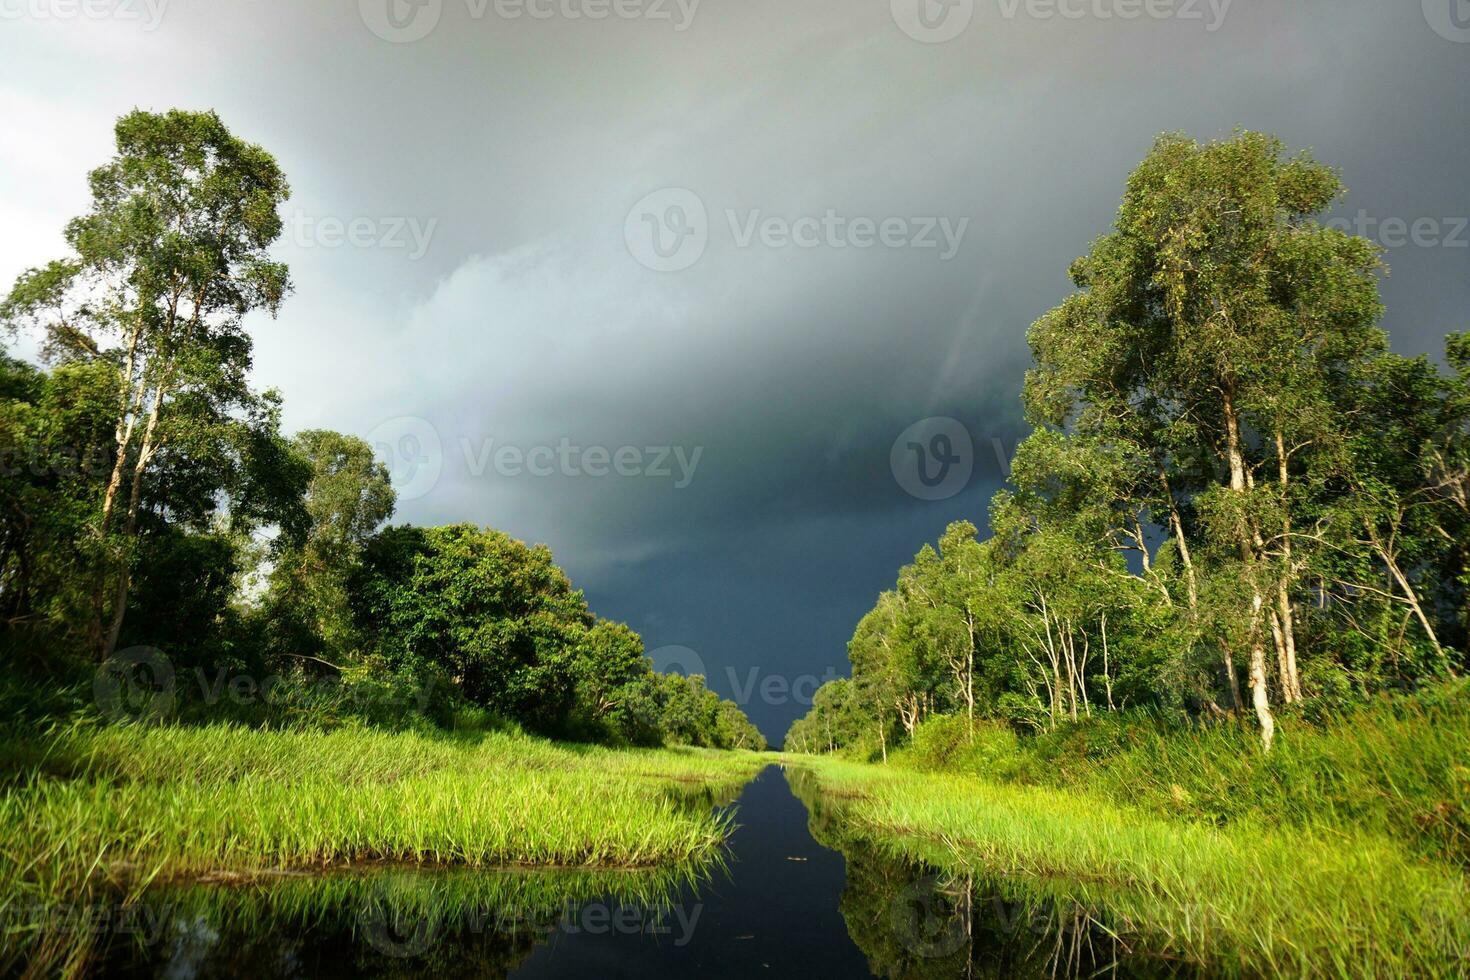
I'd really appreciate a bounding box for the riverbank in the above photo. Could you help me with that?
[890,682,1470,869]
[0,720,765,973]
[783,745,1470,977]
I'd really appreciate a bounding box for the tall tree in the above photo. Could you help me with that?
[847,591,906,760]
[351,524,593,728]
[1,109,291,660]
[789,133,1467,761]
[1025,131,1385,747]
[264,429,395,664]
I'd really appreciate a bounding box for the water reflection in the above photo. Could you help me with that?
[835,847,1188,979]
[27,765,1197,978]
[783,765,1194,979]
[50,865,704,978]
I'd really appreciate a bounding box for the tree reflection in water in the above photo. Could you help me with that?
[785,764,1196,979]
[65,864,704,979]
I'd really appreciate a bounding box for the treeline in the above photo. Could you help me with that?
[788,131,1469,755]
[0,108,763,751]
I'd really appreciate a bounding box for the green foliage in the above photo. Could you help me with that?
[346,523,762,746]
[351,523,591,728]
[256,428,394,665]
[2,108,299,662]
[0,356,114,662]
[1026,684,1470,868]
[605,671,673,747]
[564,620,653,742]
[783,677,868,755]
[120,527,248,671]
[714,697,767,750]
[655,673,759,749]
[898,715,1019,777]
[0,108,762,753]
[791,131,1470,761]
[866,681,1470,870]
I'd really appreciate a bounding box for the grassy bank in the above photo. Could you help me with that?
[784,689,1470,977]
[787,756,1468,975]
[891,682,1470,869]
[0,720,764,972]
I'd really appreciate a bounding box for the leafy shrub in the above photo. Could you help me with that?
[1003,709,1177,783]
[901,715,1019,776]
[172,659,457,734]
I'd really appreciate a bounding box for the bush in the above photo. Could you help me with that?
[168,658,458,734]
[1002,709,1177,784]
[900,715,1019,776]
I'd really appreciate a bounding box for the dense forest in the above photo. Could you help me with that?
[0,108,763,751]
[788,131,1470,756]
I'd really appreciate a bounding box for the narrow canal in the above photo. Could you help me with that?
[95,764,1174,977]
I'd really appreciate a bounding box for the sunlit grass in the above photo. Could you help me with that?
[986,683,1470,868]
[0,720,765,973]
[785,754,1470,977]
[20,718,764,793]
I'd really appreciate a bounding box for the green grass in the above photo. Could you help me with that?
[784,751,1470,977]
[0,720,765,974]
[1036,689,1470,867]
[18,717,763,796]
[887,681,1470,869]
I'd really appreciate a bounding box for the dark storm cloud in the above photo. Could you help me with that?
[2,0,1467,736]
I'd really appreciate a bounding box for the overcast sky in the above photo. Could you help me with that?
[2,0,1467,737]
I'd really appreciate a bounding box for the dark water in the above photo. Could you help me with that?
[511,765,870,978]
[66,765,1186,978]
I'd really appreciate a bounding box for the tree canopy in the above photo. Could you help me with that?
[0,109,761,750]
[789,132,1469,755]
